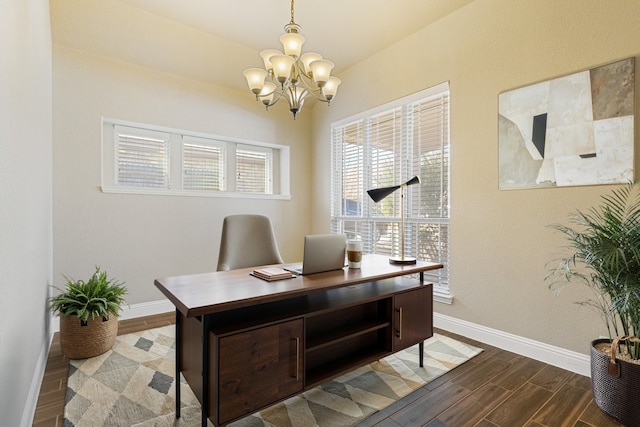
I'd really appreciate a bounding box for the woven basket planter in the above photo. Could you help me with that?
[60,314,118,359]
[591,338,640,426]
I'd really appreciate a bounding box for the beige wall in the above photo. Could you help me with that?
[0,1,53,425]
[311,0,640,355]
[47,0,640,366]
[52,47,313,304]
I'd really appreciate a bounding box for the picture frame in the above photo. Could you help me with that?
[498,57,635,189]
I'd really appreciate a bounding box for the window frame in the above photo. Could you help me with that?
[101,118,290,200]
[330,82,452,303]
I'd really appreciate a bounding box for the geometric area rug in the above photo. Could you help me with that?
[64,325,482,427]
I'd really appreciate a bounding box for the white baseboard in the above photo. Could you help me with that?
[20,338,49,427]
[118,299,175,320]
[434,312,591,377]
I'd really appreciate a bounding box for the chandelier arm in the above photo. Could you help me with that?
[285,85,309,118]
[260,87,287,108]
[284,61,331,103]
[288,85,309,103]
[294,71,331,102]
[253,74,287,108]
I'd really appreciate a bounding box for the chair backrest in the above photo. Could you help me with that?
[216,214,284,271]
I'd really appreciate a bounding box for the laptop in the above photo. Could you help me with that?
[285,234,347,275]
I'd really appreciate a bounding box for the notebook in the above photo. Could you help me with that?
[285,234,347,275]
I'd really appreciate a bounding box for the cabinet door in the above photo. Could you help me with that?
[393,285,433,351]
[218,319,303,424]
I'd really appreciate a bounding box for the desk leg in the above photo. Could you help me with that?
[175,309,181,418]
[201,314,212,427]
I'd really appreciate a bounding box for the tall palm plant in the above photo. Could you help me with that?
[547,182,640,360]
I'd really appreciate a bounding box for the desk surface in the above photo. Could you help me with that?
[154,254,443,317]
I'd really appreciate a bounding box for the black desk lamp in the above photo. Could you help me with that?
[367,176,420,264]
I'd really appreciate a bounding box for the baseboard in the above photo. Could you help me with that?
[118,299,175,320]
[434,312,591,377]
[51,298,175,333]
[20,337,50,427]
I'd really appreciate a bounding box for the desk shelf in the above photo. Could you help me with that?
[306,298,391,347]
[306,319,391,351]
[304,296,393,388]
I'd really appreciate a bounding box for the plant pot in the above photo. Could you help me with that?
[59,314,118,359]
[590,338,640,426]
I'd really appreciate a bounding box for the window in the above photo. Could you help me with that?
[236,145,272,194]
[331,82,451,302]
[115,126,170,188]
[182,136,225,192]
[101,119,290,199]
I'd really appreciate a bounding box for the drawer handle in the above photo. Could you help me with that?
[295,337,300,380]
[396,307,403,340]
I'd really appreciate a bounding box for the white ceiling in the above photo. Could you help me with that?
[51,0,474,91]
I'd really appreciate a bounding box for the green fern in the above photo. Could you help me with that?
[49,267,128,321]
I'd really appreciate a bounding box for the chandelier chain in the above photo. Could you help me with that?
[290,0,296,25]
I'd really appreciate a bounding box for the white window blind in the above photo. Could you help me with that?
[182,136,225,192]
[409,93,450,291]
[337,120,364,217]
[102,119,289,199]
[331,83,451,297]
[236,145,273,194]
[115,126,170,188]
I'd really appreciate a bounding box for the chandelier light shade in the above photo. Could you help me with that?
[243,0,341,119]
[367,176,421,264]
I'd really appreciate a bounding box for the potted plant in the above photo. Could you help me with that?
[49,266,128,359]
[547,182,640,425]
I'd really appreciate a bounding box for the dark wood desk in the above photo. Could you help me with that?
[155,254,443,427]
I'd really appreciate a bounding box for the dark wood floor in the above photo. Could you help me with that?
[32,312,176,427]
[32,313,623,427]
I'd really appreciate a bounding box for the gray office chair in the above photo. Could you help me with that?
[216,214,284,271]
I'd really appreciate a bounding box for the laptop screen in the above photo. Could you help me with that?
[286,234,347,275]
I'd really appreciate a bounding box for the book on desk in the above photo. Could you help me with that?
[251,267,294,281]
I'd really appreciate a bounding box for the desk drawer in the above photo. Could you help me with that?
[216,318,304,425]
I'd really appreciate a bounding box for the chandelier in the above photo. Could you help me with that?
[242,0,341,119]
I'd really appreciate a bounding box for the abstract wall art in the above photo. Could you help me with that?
[498,57,635,189]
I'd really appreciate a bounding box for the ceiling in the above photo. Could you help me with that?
[51,0,474,91]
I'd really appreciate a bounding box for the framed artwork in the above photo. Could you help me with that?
[498,57,635,189]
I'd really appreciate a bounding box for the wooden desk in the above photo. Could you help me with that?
[155,254,443,427]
